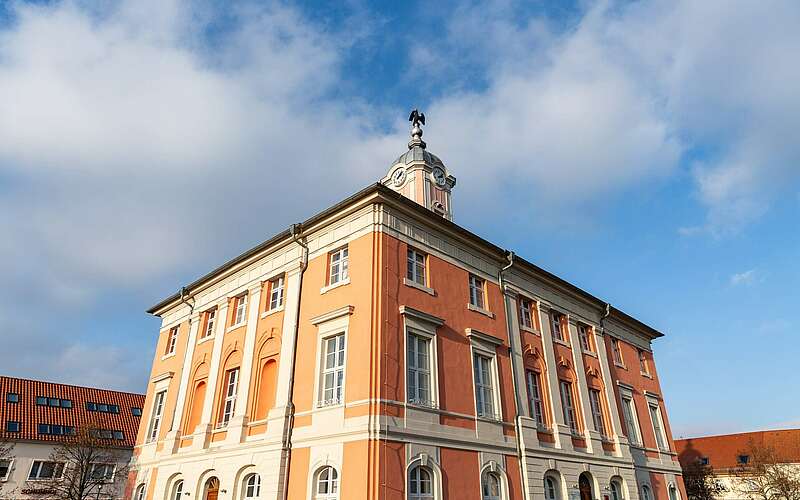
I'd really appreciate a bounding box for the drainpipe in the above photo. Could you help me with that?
[280,223,308,500]
[498,251,529,500]
[600,302,611,335]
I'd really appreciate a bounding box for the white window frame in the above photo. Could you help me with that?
[578,324,592,352]
[468,274,486,309]
[233,294,248,326]
[611,338,624,366]
[406,329,436,408]
[268,276,285,311]
[544,474,561,500]
[518,299,533,330]
[219,367,240,427]
[165,326,178,355]
[559,380,579,434]
[407,248,427,286]
[610,480,622,500]
[648,400,669,451]
[28,461,65,480]
[0,459,13,481]
[588,388,606,437]
[481,471,503,500]
[328,247,349,286]
[526,370,545,427]
[244,473,261,500]
[408,465,434,500]
[172,480,184,500]
[146,390,167,442]
[203,308,216,339]
[639,349,650,375]
[89,463,116,482]
[313,466,339,500]
[471,349,501,420]
[620,388,642,446]
[550,312,564,342]
[134,484,146,500]
[641,485,652,500]
[318,332,346,407]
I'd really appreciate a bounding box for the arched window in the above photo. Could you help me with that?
[641,485,652,500]
[243,474,260,500]
[314,467,338,500]
[669,485,679,500]
[408,465,433,500]
[609,480,621,500]
[544,476,559,500]
[481,472,502,500]
[134,484,146,500]
[172,480,184,500]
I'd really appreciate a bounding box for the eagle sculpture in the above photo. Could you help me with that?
[409,109,425,127]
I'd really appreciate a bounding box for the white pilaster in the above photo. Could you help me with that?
[192,299,229,449]
[226,284,263,443]
[566,319,599,453]
[594,328,630,459]
[537,302,570,451]
[163,311,200,453]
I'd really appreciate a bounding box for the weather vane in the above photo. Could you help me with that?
[408,108,426,149]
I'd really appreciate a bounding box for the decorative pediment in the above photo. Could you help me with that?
[523,344,542,359]
[557,356,571,369]
[585,366,600,378]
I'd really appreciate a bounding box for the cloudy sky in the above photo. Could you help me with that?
[1,0,798,438]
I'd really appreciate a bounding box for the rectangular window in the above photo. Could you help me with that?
[407,332,432,406]
[36,396,48,406]
[589,389,606,436]
[5,421,19,432]
[203,308,216,338]
[406,248,427,286]
[0,459,11,481]
[220,368,240,426]
[165,326,178,355]
[38,423,50,435]
[6,393,18,403]
[526,370,545,426]
[86,402,97,411]
[328,247,349,285]
[550,312,564,342]
[90,464,115,481]
[621,395,640,445]
[611,338,624,365]
[233,294,248,325]
[319,334,346,406]
[519,299,533,329]
[639,350,650,375]
[473,353,496,418]
[468,274,485,309]
[132,407,142,416]
[28,461,64,480]
[113,430,124,440]
[649,404,668,450]
[98,403,108,412]
[269,276,285,310]
[48,398,59,407]
[559,381,578,433]
[146,390,166,442]
[60,399,72,408]
[578,324,592,352]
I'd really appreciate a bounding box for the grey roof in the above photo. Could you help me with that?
[391,145,445,168]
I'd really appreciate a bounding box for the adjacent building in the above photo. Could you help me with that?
[0,375,145,500]
[675,429,800,500]
[131,115,685,500]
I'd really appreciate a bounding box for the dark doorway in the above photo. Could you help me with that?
[579,473,593,500]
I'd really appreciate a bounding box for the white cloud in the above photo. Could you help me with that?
[730,269,757,286]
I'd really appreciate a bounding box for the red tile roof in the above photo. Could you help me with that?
[0,375,145,448]
[675,429,800,471]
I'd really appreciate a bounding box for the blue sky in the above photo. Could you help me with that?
[0,0,798,438]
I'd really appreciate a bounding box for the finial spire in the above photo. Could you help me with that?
[408,109,426,150]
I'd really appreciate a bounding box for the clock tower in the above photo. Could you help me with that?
[381,110,456,221]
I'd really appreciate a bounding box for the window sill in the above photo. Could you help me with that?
[320,278,350,295]
[467,303,494,318]
[316,400,344,410]
[476,414,503,423]
[582,349,598,358]
[641,372,653,379]
[519,325,540,335]
[197,335,214,345]
[407,399,439,410]
[261,305,285,318]
[403,278,435,296]
[614,362,628,370]
[227,322,246,333]
[161,352,176,361]
[553,338,571,348]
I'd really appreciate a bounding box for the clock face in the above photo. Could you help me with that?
[432,167,446,187]
[391,167,406,186]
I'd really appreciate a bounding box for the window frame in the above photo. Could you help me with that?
[328,246,350,286]
[219,367,240,427]
[544,474,560,500]
[202,308,217,339]
[408,465,435,500]
[268,275,285,311]
[472,349,501,420]
[28,461,65,480]
[468,274,486,310]
[641,485,652,500]
[165,326,179,356]
[0,459,12,481]
[313,466,339,500]
[559,380,579,434]
[146,390,167,443]
[5,421,20,433]
[406,248,427,287]
[518,298,534,330]
[525,370,545,427]
[578,324,593,352]
[638,349,650,376]
[6,393,19,403]
[317,332,347,407]
[648,401,669,451]
[232,294,248,327]
[244,473,261,500]
[550,312,565,342]
[89,463,116,482]
[481,471,503,500]
[406,329,437,408]
[620,389,642,446]
[611,338,625,366]
[172,480,184,500]
[588,388,606,437]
